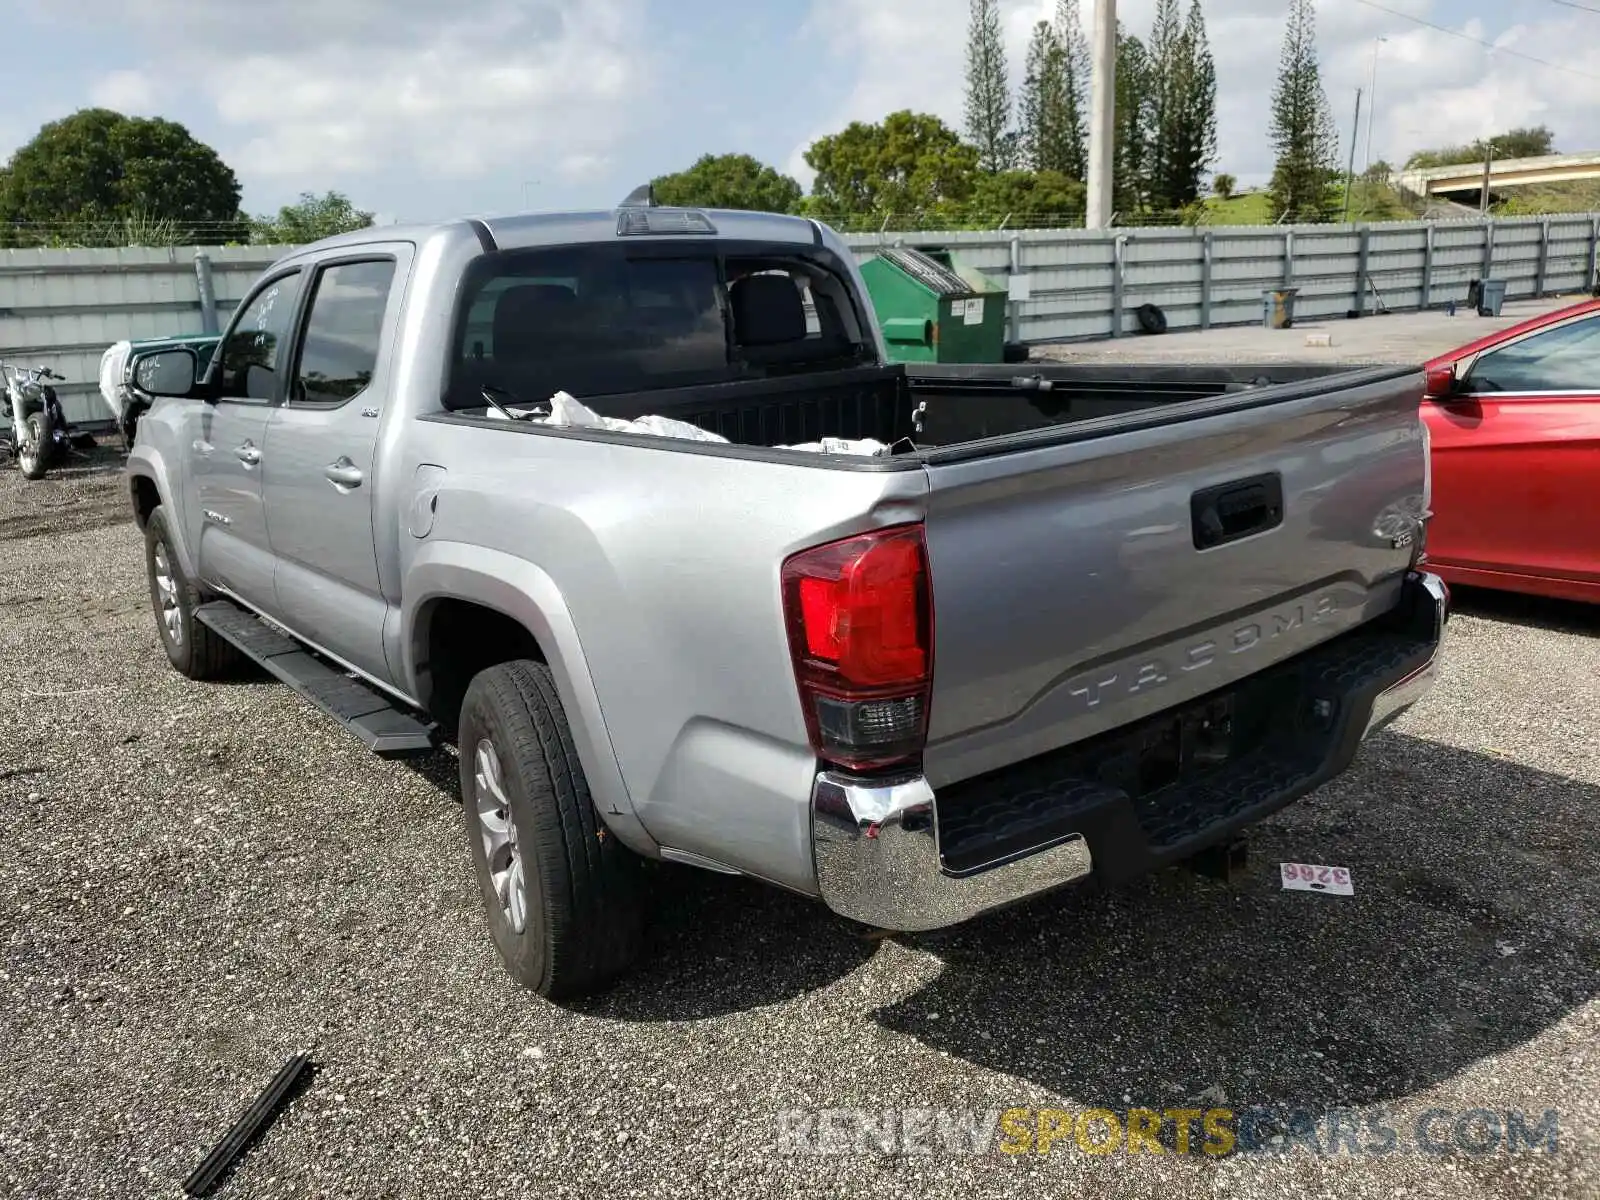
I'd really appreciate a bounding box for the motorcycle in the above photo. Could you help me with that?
[0,362,96,481]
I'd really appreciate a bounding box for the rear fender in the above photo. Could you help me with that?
[401,542,657,858]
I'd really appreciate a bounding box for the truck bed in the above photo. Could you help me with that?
[556,356,1430,792]
[568,359,1397,458]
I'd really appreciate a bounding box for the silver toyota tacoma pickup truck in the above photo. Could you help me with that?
[124,202,1449,999]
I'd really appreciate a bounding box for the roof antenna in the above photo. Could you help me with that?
[619,183,657,208]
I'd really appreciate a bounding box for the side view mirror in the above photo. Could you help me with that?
[132,348,201,399]
[1423,363,1460,401]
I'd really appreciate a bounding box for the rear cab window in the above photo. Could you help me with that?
[444,240,871,413]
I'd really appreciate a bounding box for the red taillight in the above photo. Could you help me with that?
[782,525,933,771]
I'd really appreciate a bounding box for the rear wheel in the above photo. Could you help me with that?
[144,506,241,679]
[458,660,644,999]
[18,410,52,480]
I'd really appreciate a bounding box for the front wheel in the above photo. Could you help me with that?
[458,660,645,1000]
[144,506,241,680]
[18,410,53,480]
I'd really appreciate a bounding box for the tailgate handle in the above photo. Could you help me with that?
[1191,473,1284,550]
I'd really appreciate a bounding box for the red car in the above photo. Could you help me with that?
[1421,298,1600,604]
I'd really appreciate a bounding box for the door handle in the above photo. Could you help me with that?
[234,441,261,465]
[324,457,364,489]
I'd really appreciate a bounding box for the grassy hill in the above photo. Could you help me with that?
[1199,178,1600,226]
[1201,178,1421,226]
[1495,179,1600,215]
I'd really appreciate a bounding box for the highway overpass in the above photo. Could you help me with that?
[1395,152,1600,198]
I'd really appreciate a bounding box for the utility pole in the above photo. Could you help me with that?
[1343,88,1363,223]
[1363,37,1386,173]
[1086,0,1117,230]
[1479,140,1494,215]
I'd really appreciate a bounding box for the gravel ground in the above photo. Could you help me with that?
[0,449,1596,1200]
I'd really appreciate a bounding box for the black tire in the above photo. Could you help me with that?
[144,506,241,680]
[1135,303,1168,335]
[18,410,52,480]
[458,660,644,1000]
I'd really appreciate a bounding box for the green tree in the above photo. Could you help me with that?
[1054,0,1090,181]
[1113,28,1153,217]
[0,108,242,246]
[1020,13,1086,179]
[967,169,1085,223]
[964,0,1014,172]
[1145,0,1218,211]
[1212,172,1237,200]
[1019,23,1063,173]
[1176,1,1219,202]
[252,191,374,244]
[803,111,979,221]
[650,153,802,213]
[1267,0,1340,222]
[1145,0,1185,209]
[1405,126,1557,170]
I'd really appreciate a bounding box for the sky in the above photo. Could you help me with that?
[2,0,1598,223]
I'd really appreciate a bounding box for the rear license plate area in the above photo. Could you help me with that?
[1106,694,1238,797]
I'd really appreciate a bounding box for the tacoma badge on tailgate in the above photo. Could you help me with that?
[1063,588,1353,714]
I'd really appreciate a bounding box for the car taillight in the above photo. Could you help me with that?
[782,524,933,772]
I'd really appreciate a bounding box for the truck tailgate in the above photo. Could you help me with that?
[917,366,1427,789]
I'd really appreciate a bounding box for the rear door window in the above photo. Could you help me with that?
[290,259,397,407]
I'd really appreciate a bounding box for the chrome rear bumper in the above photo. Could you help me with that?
[1363,571,1449,736]
[810,571,1450,933]
[811,772,1094,932]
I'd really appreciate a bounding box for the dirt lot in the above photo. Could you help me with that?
[0,447,1596,1200]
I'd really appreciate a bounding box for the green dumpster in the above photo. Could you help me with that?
[105,331,223,447]
[859,247,1007,363]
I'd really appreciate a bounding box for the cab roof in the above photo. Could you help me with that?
[291,206,828,258]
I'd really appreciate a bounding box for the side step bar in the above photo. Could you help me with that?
[195,601,438,757]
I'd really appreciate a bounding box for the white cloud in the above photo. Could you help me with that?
[46,0,653,193]
[792,0,1600,188]
[789,0,1055,185]
[88,69,161,114]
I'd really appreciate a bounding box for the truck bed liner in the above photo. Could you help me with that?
[564,360,1390,454]
[587,365,911,448]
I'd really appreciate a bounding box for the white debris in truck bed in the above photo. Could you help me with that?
[487,390,892,456]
